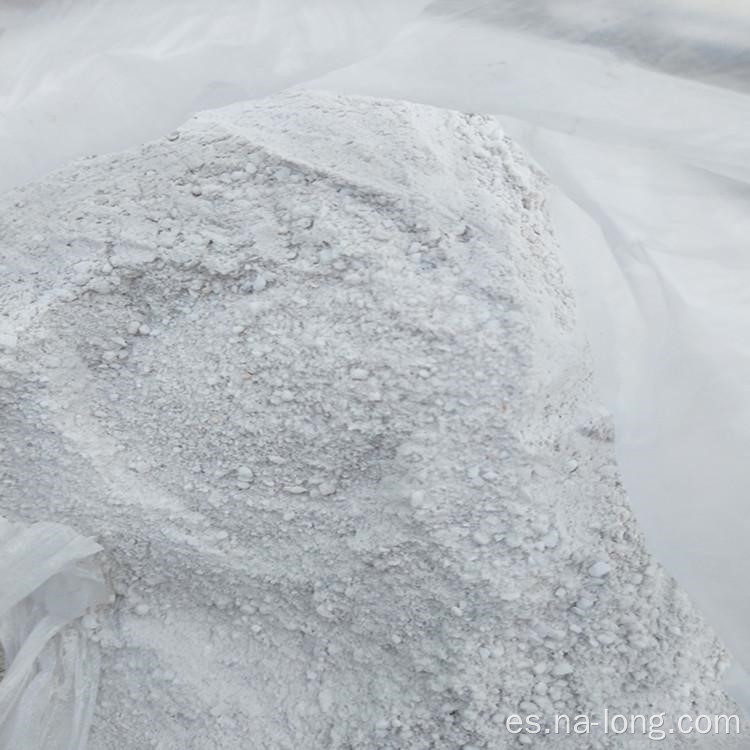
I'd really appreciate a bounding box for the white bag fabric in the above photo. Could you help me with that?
[0,518,109,750]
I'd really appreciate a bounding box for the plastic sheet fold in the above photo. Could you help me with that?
[0,518,108,750]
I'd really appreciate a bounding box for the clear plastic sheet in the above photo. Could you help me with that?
[0,517,109,749]
[2,0,749,709]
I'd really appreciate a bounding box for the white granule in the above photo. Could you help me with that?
[0,90,743,748]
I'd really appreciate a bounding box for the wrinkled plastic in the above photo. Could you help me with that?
[0,518,109,750]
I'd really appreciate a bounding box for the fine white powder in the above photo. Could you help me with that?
[0,91,742,748]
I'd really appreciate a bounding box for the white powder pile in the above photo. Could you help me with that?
[0,91,742,748]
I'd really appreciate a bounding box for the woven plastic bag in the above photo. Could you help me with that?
[0,517,109,750]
